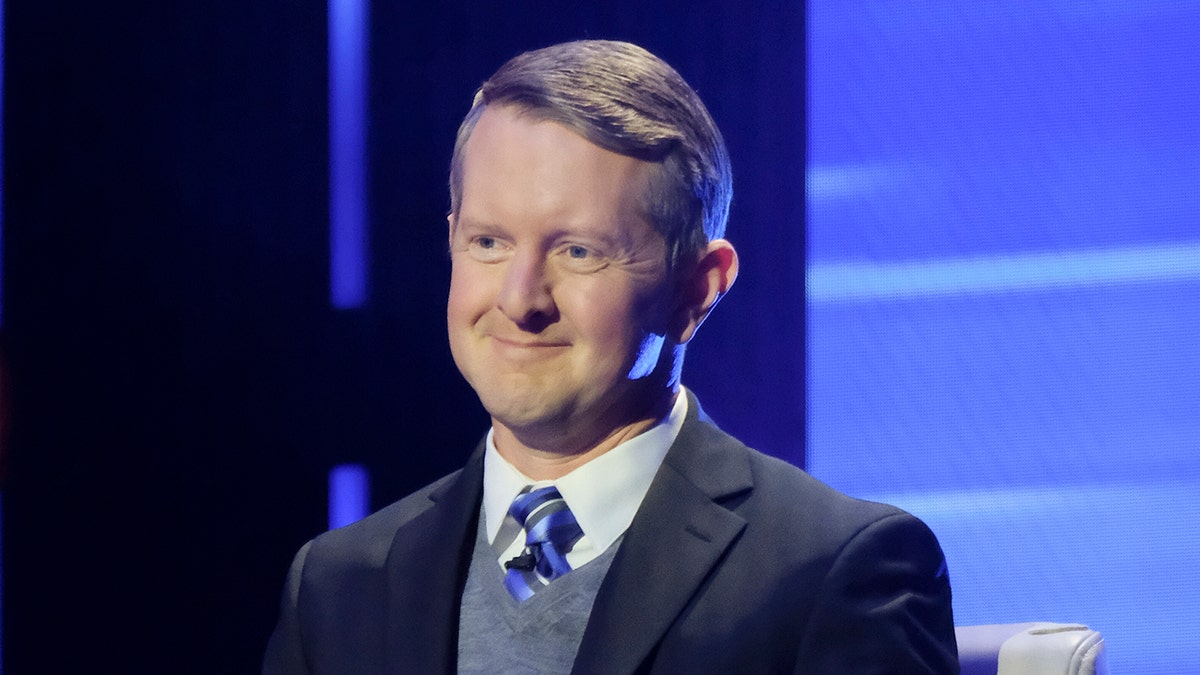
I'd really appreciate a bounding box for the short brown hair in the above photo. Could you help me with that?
[448,40,732,270]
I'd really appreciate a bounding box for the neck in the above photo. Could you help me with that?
[492,391,677,481]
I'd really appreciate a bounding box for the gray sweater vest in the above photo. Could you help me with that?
[457,518,622,674]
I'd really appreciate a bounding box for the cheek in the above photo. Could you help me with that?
[570,286,654,352]
[446,278,467,320]
[447,263,489,322]
[447,268,483,371]
[446,275,482,359]
[446,281,464,329]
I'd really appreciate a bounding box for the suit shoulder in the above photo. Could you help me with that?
[730,446,950,608]
[680,410,911,534]
[738,445,932,545]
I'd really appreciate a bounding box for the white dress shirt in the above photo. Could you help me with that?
[482,391,688,571]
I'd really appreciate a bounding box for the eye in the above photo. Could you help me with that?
[466,235,507,262]
[558,243,607,273]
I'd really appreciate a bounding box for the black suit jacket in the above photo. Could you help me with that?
[264,394,958,673]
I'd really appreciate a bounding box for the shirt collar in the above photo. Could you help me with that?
[482,390,688,551]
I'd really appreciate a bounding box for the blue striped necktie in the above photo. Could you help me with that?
[503,486,584,602]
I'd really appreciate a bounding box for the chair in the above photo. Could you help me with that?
[955,622,1107,675]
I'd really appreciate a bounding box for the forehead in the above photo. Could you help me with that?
[458,106,656,231]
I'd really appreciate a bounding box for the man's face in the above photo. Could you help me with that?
[448,105,679,453]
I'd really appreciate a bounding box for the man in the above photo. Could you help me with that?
[265,40,957,673]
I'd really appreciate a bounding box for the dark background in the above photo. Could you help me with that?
[3,2,803,671]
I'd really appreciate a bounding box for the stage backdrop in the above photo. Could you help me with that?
[807,3,1200,673]
[3,2,802,671]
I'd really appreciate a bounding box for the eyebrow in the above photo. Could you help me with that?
[450,216,502,236]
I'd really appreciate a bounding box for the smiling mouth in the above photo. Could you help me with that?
[490,336,570,349]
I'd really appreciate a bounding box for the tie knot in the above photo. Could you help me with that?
[509,485,567,529]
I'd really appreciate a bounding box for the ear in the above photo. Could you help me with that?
[447,213,456,243]
[673,239,739,344]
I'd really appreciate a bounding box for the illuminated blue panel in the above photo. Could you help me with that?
[329,0,368,309]
[328,464,370,529]
[808,242,1200,302]
[808,3,1200,673]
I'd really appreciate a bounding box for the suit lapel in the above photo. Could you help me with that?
[384,447,484,674]
[572,393,754,674]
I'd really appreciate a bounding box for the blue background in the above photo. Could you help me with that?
[807,3,1200,672]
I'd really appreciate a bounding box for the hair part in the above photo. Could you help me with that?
[448,40,732,272]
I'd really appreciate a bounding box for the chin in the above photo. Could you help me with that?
[477,387,574,430]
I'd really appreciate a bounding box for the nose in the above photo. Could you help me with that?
[496,251,557,328]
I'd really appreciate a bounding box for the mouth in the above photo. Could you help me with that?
[490,335,570,350]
